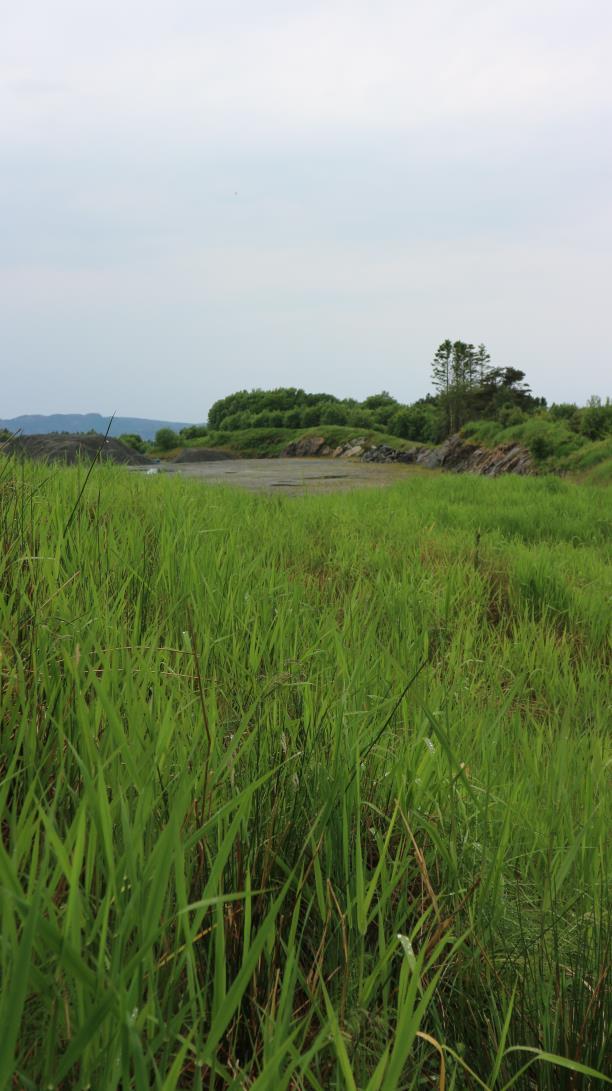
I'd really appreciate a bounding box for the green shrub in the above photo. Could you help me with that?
[320,403,349,425]
[118,433,147,454]
[179,423,208,440]
[154,427,179,450]
[549,402,580,430]
[462,418,587,464]
[579,397,612,440]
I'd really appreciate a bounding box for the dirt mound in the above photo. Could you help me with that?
[1,433,151,466]
[173,447,236,463]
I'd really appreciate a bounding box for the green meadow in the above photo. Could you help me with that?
[0,459,610,1089]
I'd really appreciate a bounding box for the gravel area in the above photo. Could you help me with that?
[136,457,423,493]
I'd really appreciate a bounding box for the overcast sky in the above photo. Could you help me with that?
[2,0,611,421]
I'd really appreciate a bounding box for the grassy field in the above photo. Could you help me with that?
[0,459,610,1089]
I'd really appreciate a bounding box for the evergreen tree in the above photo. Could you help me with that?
[431,340,453,397]
[431,339,492,434]
[475,343,491,382]
[450,341,476,386]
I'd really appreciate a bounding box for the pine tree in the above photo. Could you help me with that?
[451,341,476,386]
[431,340,453,396]
[431,339,491,436]
[475,343,492,383]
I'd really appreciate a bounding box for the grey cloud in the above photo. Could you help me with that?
[1,0,611,417]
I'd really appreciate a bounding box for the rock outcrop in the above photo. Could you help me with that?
[281,435,332,457]
[435,435,533,475]
[364,435,532,475]
[281,432,533,476]
[331,438,366,458]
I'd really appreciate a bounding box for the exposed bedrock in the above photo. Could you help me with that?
[282,433,533,476]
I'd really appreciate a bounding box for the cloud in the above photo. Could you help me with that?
[3,0,611,146]
[1,0,611,415]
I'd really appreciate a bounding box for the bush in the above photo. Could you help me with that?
[218,413,249,431]
[283,408,303,429]
[388,405,440,443]
[180,424,208,440]
[529,431,555,460]
[320,404,348,425]
[362,391,397,410]
[251,410,284,428]
[579,398,612,441]
[154,428,179,451]
[347,409,376,429]
[549,403,580,430]
[301,406,322,427]
[496,407,527,428]
[118,433,147,454]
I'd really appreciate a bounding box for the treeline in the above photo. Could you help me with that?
[202,343,536,442]
[206,388,445,442]
[115,340,611,452]
[202,341,610,444]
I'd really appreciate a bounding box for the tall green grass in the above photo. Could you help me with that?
[0,459,610,1088]
[559,437,612,485]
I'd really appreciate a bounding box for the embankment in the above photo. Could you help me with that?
[281,432,533,476]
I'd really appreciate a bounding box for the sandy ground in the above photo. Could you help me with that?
[136,457,423,494]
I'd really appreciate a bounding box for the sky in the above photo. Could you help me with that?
[2,0,611,422]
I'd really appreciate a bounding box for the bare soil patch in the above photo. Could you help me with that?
[140,457,426,493]
[173,447,236,463]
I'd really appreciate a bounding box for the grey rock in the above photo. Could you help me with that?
[281,435,328,457]
[416,447,444,468]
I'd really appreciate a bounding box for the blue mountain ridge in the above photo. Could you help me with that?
[0,413,194,442]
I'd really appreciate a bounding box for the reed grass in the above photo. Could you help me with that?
[0,459,610,1089]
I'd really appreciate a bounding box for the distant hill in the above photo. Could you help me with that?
[0,413,192,441]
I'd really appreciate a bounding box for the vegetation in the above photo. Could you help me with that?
[172,425,416,460]
[461,416,612,479]
[204,386,442,443]
[0,456,609,1088]
[155,427,181,452]
[116,343,610,474]
[204,388,436,439]
[158,343,609,466]
[203,342,546,444]
[430,341,544,434]
[560,436,612,484]
[118,433,149,455]
[152,408,612,479]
